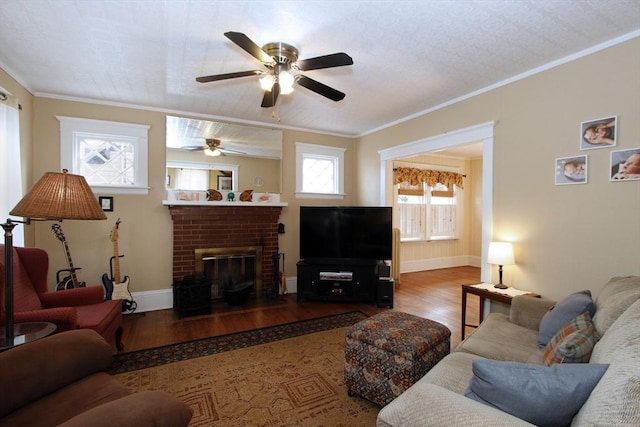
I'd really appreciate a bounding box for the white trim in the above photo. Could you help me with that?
[400,255,481,273]
[379,121,494,282]
[295,142,346,197]
[57,116,150,195]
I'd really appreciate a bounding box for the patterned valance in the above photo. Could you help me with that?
[394,167,464,189]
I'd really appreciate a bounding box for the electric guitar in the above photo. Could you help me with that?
[102,218,133,305]
[51,223,86,290]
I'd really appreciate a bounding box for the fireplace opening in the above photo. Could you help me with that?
[195,246,263,303]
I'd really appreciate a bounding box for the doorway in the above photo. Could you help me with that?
[378,121,495,282]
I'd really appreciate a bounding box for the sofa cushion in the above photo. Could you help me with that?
[574,299,640,425]
[456,313,544,364]
[543,311,599,365]
[465,359,608,427]
[592,276,640,335]
[538,290,595,348]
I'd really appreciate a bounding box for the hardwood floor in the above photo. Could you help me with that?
[120,266,481,352]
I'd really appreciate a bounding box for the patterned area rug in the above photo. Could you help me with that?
[113,311,381,426]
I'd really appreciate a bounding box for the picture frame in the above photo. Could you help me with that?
[580,116,617,150]
[555,155,588,185]
[99,196,114,212]
[217,176,232,191]
[610,148,640,182]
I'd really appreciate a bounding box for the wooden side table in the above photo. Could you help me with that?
[461,283,539,339]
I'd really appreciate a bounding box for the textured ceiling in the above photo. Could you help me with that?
[0,0,638,137]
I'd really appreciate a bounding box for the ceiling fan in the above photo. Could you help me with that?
[196,31,353,108]
[181,138,245,157]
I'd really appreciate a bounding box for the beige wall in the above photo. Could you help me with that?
[357,38,640,300]
[1,93,354,293]
[3,38,638,303]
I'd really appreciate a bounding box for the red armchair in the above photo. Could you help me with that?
[0,244,123,351]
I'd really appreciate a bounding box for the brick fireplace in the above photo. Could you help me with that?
[168,205,283,298]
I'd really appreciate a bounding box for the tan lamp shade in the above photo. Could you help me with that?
[10,170,107,221]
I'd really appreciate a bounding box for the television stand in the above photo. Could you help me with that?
[296,260,377,304]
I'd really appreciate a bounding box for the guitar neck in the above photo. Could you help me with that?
[62,240,80,288]
[112,239,121,284]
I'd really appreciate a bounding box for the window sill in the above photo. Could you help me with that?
[295,192,345,200]
[91,186,150,195]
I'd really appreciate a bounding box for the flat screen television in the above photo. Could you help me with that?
[299,206,392,263]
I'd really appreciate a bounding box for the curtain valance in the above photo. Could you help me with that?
[394,167,464,189]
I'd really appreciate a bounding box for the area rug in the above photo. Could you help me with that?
[112,312,381,426]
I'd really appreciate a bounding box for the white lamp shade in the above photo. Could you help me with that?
[487,242,515,266]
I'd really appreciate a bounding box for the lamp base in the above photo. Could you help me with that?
[493,283,508,289]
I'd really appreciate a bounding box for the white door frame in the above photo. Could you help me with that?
[378,121,495,282]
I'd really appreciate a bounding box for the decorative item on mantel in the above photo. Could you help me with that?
[239,189,253,202]
[207,189,222,201]
[226,192,235,202]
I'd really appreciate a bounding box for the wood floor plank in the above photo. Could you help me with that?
[120,266,481,352]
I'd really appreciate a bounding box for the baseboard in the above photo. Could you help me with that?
[131,277,298,313]
[401,255,481,273]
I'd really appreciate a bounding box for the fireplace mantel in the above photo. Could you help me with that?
[162,200,288,207]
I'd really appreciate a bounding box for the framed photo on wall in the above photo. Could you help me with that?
[99,196,114,212]
[555,155,588,185]
[610,148,640,181]
[580,116,617,150]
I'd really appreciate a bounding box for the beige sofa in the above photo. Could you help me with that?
[0,329,193,427]
[377,276,640,426]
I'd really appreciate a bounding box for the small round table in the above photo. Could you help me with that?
[0,322,57,350]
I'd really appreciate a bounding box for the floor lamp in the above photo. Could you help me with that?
[2,170,106,346]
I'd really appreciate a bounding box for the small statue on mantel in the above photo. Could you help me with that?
[226,192,235,202]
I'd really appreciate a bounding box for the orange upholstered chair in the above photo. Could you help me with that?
[0,244,123,351]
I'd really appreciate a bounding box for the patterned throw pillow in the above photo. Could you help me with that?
[544,311,600,366]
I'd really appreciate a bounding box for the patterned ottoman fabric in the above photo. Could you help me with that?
[344,310,451,406]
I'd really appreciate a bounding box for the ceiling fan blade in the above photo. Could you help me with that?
[196,70,262,83]
[295,75,345,102]
[296,53,353,71]
[181,146,207,151]
[261,82,281,108]
[224,31,274,64]
[220,147,246,155]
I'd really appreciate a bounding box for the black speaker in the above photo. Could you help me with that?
[377,278,394,308]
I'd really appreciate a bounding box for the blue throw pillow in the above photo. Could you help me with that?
[538,290,595,348]
[465,359,608,427]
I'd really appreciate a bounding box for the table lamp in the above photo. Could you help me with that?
[2,169,106,346]
[487,242,515,289]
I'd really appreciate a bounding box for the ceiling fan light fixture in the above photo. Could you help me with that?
[259,74,275,91]
[279,71,294,94]
[204,148,221,157]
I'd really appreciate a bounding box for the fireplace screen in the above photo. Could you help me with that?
[195,246,262,300]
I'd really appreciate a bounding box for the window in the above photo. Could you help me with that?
[0,91,24,245]
[397,182,459,241]
[174,168,208,190]
[58,116,149,195]
[295,142,345,199]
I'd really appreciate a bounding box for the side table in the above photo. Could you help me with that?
[0,322,57,350]
[461,283,539,339]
